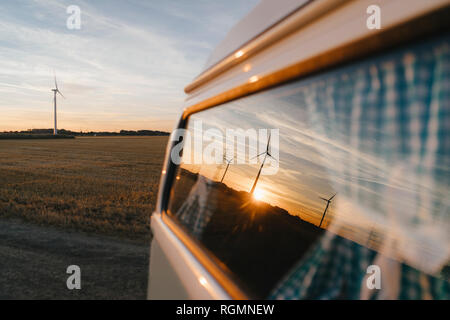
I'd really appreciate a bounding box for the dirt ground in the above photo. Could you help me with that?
[0,219,150,299]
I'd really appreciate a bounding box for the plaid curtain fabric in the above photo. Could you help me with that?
[269,34,450,299]
[270,234,376,299]
[270,234,449,300]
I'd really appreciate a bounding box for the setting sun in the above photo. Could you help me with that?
[253,188,264,201]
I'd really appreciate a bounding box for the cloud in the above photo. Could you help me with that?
[0,0,259,131]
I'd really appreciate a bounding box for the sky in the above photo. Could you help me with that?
[0,0,259,132]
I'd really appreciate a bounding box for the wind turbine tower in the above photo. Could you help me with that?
[51,75,65,135]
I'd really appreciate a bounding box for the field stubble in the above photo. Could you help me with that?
[0,136,168,241]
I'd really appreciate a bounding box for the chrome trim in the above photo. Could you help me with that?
[184,0,347,94]
[182,6,450,118]
[160,213,249,299]
[149,213,234,299]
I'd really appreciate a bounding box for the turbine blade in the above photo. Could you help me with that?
[267,153,277,162]
[223,156,233,164]
[224,150,234,162]
[266,133,271,152]
[319,197,328,201]
[250,152,265,160]
[54,74,58,90]
[329,193,337,201]
[57,90,65,99]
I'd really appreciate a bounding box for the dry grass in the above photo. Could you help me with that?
[0,136,168,241]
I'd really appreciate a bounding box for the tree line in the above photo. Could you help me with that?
[1,129,170,136]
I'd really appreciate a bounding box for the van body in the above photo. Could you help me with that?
[148,0,450,299]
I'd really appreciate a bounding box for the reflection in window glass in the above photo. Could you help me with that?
[168,34,450,299]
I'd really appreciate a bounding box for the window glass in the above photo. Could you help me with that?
[168,34,450,299]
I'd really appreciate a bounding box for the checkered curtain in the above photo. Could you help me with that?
[270,34,450,299]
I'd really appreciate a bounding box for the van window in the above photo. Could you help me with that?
[167,34,450,299]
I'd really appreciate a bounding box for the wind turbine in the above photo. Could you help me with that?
[249,134,276,194]
[51,74,65,135]
[318,193,336,228]
[220,155,234,183]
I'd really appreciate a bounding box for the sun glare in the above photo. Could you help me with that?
[253,188,264,201]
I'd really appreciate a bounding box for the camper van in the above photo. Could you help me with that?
[148,0,450,299]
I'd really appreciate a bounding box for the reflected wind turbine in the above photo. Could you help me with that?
[250,134,276,194]
[220,155,235,183]
[318,193,336,228]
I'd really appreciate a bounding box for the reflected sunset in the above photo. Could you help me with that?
[165,33,449,298]
[171,41,449,279]
[252,188,264,201]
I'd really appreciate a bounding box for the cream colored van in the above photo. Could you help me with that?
[148,0,450,300]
